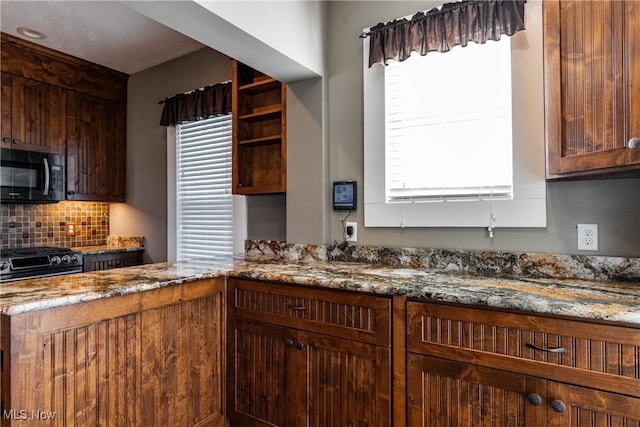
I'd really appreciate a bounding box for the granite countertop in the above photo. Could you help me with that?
[73,236,146,255]
[1,259,639,326]
[73,244,145,255]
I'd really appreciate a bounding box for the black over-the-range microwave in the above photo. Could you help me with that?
[0,148,65,203]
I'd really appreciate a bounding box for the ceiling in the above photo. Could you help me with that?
[0,0,206,75]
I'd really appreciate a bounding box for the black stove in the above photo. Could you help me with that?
[0,246,83,282]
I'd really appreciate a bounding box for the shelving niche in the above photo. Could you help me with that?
[232,60,286,194]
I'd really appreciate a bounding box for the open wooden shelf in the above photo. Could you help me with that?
[232,60,286,194]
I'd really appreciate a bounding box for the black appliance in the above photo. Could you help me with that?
[0,148,65,203]
[0,247,83,282]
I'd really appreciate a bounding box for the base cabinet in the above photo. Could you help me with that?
[407,354,545,426]
[405,301,640,427]
[1,278,225,427]
[547,382,640,427]
[227,278,392,427]
[82,250,144,272]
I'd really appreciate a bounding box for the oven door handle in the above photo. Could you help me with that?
[43,157,50,196]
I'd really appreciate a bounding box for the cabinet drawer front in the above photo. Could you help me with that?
[407,301,640,397]
[228,278,391,346]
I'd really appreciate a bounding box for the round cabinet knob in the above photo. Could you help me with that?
[527,394,542,406]
[295,342,305,350]
[285,339,294,348]
[551,400,567,413]
[629,137,640,149]
[2,137,11,144]
[50,256,61,266]
[12,139,21,144]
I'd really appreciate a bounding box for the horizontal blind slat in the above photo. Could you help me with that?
[176,114,233,261]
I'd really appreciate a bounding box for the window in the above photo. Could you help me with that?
[386,39,513,203]
[176,114,234,260]
[363,4,546,229]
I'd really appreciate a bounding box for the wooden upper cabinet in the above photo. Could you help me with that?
[544,0,640,179]
[1,32,128,202]
[1,73,66,154]
[232,60,286,194]
[66,91,126,202]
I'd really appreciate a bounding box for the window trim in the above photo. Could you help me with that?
[362,2,547,229]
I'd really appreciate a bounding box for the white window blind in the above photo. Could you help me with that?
[385,37,513,203]
[176,114,233,261]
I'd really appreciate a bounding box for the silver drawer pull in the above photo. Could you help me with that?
[287,305,307,311]
[628,137,640,149]
[526,342,567,354]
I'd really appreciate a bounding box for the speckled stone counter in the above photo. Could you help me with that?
[2,258,639,326]
[73,235,145,255]
[73,245,145,255]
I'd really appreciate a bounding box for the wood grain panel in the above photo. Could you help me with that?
[544,0,640,178]
[82,252,143,272]
[407,354,544,426]
[66,91,126,202]
[4,279,224,427]
[1,33,127,104]
[407,301,640,397]
[307,332,390,427]
[228,318,289,426]
[547,382,640,427]
[10,76,66,154]
[228,278,391,346]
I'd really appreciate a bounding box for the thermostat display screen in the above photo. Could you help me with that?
[333,181,356,210]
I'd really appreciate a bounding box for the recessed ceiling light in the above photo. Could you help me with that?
[16,27,46,40]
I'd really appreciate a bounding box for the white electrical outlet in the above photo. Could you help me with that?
[577,224,598,251]
[345,221,357,242]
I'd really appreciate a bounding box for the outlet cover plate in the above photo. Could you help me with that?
[577,223,598,251]
[345,221,357,242]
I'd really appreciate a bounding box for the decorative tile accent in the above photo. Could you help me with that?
[0,202,109,248]
[245,240,640,282]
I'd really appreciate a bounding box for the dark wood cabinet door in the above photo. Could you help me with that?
[228,317,293,427]
[228,317,391,427]
[407,354,545,427]
[544,0,640,178]
[547,382,640,427]
[66,91,126,201]
[1,73,66,154]
[305,331,391,427]
[82,251,143,272]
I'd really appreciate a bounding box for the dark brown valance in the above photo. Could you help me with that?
[159,81,232,126]
[366,0,526,67]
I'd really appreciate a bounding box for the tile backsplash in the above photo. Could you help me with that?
[1,202,109,248]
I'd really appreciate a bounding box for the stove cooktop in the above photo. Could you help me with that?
[0,246,83,282]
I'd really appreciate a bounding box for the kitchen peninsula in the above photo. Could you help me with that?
[1,247,640,426]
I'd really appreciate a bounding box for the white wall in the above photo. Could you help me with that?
[120,0,324,82]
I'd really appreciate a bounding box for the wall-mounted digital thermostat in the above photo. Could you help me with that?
[333,181,357,211]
